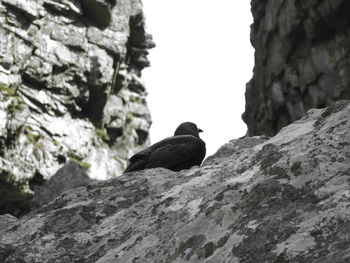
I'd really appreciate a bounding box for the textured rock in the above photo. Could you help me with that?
[244,0,350,136]
[0,169,32,218]
[0,0,154,189]
[1,100,349,262]
[31,161,93,207]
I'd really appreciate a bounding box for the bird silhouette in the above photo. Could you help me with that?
[124,122,206,173]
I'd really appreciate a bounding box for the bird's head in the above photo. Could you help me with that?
[174,122,203,138]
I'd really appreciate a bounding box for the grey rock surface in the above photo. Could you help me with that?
[0,0,154,183]
[31,161,93,207]
[243,0,350,136]
[1,100,349,262]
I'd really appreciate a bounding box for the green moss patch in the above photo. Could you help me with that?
[8,97,25,112]
[95,128,110,142]
[24,126,43,144]
[0,82,16,96]
[68,153,91,170]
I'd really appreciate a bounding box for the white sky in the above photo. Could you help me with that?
[142,1,254,156]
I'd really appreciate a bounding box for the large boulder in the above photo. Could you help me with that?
[0,100,349,262]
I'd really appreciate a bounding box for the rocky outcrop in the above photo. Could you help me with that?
[243,0,350,136]
[0,0,154,189]
[1,100,349,262]
[31,161,93,208]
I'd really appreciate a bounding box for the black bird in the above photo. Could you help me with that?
[124,122,206,173]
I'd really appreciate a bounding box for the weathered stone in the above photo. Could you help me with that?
[22,55,52,85]
[244,0,350,136]
[0,168,33,218]
[0,0,154,216]
[49,22,88,51]
[87,45,114,84]
[87,27,128,55]
[43,0,83,16]
[103,94,125,128]
[0,101,349,262]
[2,0,43,21]
[0,214,18,232]
[32,161,93,207]
[0,28,34,69]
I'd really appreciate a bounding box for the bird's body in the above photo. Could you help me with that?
[124,122,206,173]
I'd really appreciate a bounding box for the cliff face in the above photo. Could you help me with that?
[243,0,350,136]
[0,0,154,183]
[1,100,349,262]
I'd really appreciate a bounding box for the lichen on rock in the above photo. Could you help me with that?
[1,101,349,262]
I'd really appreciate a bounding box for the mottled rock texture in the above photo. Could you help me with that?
[31,161,93,208]
[244,0,350,136]
[0,0,154,185]
[1,100,349,262]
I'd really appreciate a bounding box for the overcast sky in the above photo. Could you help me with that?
[142,1,254,156]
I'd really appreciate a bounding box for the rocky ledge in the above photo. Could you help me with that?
[1,100,349,262]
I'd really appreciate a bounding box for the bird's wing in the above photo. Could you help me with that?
[129,152,147,162]
[128,135,189,162]
[145,135,205,169]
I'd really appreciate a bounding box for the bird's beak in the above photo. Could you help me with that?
[198,128,203,133]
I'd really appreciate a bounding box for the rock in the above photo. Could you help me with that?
[0,214,18,232]
[0,170,32,218]
[0,0,153,191]
[0,0,154,217]
[244,0,350,136]
[31,161,93,207]
[1,101,349,262]
[2,0,43,21]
